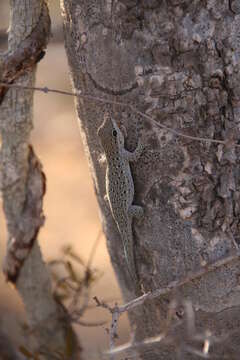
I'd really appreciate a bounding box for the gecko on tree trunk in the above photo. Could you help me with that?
[98,112,144,294]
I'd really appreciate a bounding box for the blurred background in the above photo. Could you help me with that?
[0,1,129,358]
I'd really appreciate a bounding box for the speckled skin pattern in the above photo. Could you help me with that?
[98,113,143,284]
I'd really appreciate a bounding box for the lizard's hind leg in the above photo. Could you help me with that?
[128,205,144,219]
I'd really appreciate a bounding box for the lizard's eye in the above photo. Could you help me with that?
[112,129,117,137]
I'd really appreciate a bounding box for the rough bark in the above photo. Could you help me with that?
[61,1,240,359]
[0,1,79,358]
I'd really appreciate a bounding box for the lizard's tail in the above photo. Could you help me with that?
[121,229,142,294]
[123,245,138,282]
[124,246,143,295]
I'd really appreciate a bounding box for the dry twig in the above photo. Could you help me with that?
[1,82,239,148]
[93,251,240,357]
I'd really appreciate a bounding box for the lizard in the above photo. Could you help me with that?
[97,112,144,293]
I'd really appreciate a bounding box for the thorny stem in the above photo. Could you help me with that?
[0,82,239,148]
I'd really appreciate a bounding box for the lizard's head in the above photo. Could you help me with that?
[97,113,124,153]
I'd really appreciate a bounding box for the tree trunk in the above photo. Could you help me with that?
[0,1,79,358]
[61,1,240,358]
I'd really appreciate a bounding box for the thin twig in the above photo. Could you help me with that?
[184,345,210,358]
[94,252,240,357]
[86,228,102,271]
[71,318,106,327]
[105,306,182,356]
[117,292,151,313]
[1,82,239,148]
[103,299,231,358]
[105,333,173,356]
[116,251,240,314]
[69,285,90,317]
[93,297,120,359]
[150,251,240,300]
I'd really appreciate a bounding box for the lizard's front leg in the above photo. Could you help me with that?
[123,140,144,162]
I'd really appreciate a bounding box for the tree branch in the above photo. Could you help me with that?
[94,251,240,357]
[0,1,80,358]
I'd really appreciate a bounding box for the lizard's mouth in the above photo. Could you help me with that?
[97,118,110,139]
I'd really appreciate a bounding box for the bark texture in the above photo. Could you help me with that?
[0,1,79,358]
[61,1,240,358]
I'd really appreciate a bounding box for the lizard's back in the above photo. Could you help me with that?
[106,152,134,223]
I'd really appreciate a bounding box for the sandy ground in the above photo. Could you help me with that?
[0,3,130,356]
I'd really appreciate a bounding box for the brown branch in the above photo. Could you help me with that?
[0,1,81,356]
[0,1,50,104]
[0,83,239,148]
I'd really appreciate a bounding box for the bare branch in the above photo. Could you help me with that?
[115,251,240,314]
[70,318,106,327]
[93,296,121,359]
[184,345,210,359]
[94,252,240,357]
[86,228,102,270]
[0,2,50,103]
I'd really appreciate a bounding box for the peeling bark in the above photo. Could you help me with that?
[2,146,46,282]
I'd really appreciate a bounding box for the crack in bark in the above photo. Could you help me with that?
[87,70,138,95]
